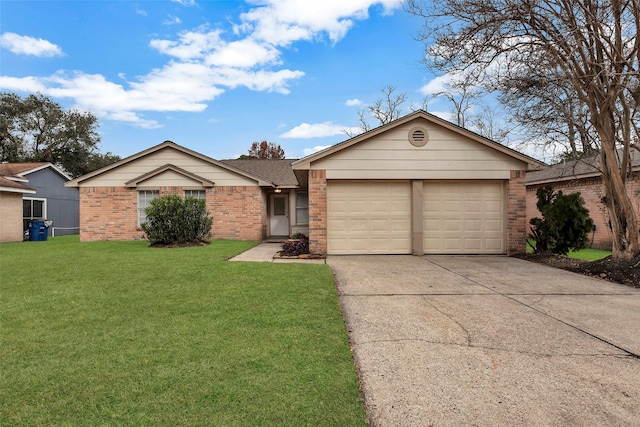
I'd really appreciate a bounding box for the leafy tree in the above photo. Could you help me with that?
[141,195,212,245]
[529,185,594,256]
[406,0,640,259]
[240,140,285,159]
[0,92,120,178]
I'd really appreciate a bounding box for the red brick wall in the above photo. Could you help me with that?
[308,170,327,254]
[526,174,640,250]
[79,186,266,242]
[507,170,527,254]
[210,186,266,241]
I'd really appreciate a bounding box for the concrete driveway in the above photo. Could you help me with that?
[328,255,640,426]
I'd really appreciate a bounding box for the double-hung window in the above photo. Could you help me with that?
[23,198,46,231]
[184,190,206,199]
[137,190,159,226]
[295,192,309,225]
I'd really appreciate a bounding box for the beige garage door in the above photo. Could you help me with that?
[423,181,505,254]
[327,181,411,254]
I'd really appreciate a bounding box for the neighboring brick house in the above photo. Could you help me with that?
[0,163,79,243]
[66,110,543,254]
[526,151,640,250]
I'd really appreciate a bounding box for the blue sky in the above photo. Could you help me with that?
[0,0,453,160]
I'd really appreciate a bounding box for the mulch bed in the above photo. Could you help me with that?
[516,253,640,288]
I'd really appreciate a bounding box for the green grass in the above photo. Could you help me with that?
[527,239,611,261]
[0,236,366,426]
[567,247,611,261]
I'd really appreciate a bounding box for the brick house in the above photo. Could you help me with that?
[66,111,543,255]
[64,142,309,243]
[526,151,640,250]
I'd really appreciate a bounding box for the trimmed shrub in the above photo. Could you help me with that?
[141,195,213,245]
[529,185,593,255]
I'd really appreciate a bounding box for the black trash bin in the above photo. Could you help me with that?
[29,221,48,241]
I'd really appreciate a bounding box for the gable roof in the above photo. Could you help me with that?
[0,176,36,194]
[526,150,640,185]
[65,141,275,187]
[124,164,216,188]
[0,162,71,181]
[221,159,301,188]
[292,110,546,170]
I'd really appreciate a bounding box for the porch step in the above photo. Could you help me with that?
[264,236,288,243]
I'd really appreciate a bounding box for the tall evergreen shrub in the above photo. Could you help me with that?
[141,195,212,245]
[529,185,593,255]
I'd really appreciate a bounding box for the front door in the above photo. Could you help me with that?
[270,193,289,236]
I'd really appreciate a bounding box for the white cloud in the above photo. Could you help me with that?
[164,15,182,26]
[0,0,402,128]
[238,0,402,46]
[419,74,453,96]
[303,145,332,156]
[0,32,63,57]
[281,121,351,138]
[172,0,196,5]
[345,98,362,106]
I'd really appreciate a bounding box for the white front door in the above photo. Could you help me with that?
[270,194,289,236]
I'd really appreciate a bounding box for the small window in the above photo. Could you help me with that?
[138,190,159,226]
[184,190,206,199]
[295,192,309,225]
[23,198,46,231]
[274,196,286,216]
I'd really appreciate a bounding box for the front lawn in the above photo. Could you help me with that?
[0,236,366,426]
[526,239,611,261]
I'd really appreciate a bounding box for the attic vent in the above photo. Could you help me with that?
[409,126,429,147]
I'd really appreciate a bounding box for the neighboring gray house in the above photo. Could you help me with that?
[0,163,79,237]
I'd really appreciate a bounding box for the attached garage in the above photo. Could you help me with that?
[327,181,411,254]
[293,110,544,256]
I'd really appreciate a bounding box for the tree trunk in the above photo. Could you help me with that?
[596,118,640,259]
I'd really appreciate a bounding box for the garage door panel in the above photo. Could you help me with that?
[327,181,411,255]
[423,181,505,254]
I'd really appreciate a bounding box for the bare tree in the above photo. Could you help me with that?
[433,75,481,128]
[496,53,598,160]
[406,0,640,259]
[344,86,407,137]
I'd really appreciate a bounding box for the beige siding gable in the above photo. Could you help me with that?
[134,170,206,188]
[310,119,525,180]
[77,147,259,187]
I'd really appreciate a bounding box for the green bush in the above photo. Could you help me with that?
[141,195,213,245]
[529,185,593,255]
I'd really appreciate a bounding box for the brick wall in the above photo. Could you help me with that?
[308,170,327,254]
[526,174,640,250]
[0,192,24,243]
[507,170,527,254]
[79,185,266,242]
[79,187,139,242]
[209,186,266,241]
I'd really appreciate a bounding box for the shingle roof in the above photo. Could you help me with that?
[0,176,35,193]
[526,150,640,184]
[0,162,49,176]
[221,159,301,187]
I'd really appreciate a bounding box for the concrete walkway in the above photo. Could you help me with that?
[227,242,326,264]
